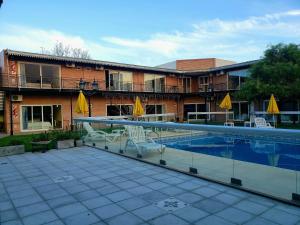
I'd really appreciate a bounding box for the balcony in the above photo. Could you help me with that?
[0,73,189,94]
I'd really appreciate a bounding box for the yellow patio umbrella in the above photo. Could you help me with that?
[219,93,232,122]
[75,90,89,116]
[267,94,280,127]
[133,96,144,118]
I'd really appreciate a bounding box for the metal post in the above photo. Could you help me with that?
[88,95,91,117]
[70,94,73,131]
[9,93,13,135]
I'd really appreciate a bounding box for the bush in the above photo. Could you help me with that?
[32,132,50,142]
[8,139,24,146]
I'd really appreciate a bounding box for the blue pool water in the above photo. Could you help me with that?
[160,134,300,171]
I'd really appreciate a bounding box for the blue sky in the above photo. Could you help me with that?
[0,0,299,66]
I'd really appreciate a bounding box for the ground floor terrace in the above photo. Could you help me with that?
[1,146,300,225]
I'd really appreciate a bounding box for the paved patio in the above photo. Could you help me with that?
[0,147,299,225]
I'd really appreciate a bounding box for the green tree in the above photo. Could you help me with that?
[236,43,300,102]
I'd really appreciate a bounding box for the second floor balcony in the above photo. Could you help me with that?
[0,74,189,94]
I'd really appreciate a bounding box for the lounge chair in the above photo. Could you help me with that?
[124,126,165,156]
[83,122,124,143]
[254,117,274,128]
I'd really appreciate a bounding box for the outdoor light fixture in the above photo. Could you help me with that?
[92,79,99,90]
[79,78,85,90]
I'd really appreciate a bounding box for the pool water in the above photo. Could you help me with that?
[160,134,300,171]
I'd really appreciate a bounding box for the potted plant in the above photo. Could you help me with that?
[73,132,83,147]
[0,139,25,157]
[31,133,53,153]
[55,131,75,149]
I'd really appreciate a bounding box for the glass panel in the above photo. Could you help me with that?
[107,105,121,116]
[155,75,165,92]
[30,106,42,130]
[21,63,41,88]
[22,106,31,130]
[184,104,196,120]
[120,71,132,91]
[53,105,62,129]
[43,106,52,129]
[144,74,155,92]
[42,65,60,88]
[121,105,133,116]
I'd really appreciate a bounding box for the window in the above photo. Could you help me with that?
[21,105,62,131]
[145,104,165,121]
[144,74,165,92]
[181,77,191,93]
[105,70,133,91]
[198,76,209,92]
[107,105,133,116]
[19,63,60,88]
[232,102,249,120]
[184,103,209,120]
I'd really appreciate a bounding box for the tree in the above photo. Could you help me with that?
[236,43,300,102]
[41,42,91,59]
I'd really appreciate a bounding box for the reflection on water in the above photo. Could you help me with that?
[161,135,300,171]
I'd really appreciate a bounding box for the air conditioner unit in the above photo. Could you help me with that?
[66,62,75,68]
[95,65,104,71]
[11,95,23,102]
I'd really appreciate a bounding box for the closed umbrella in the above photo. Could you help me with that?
[219,93,232,122]
[133,96,144,118]
[267,94,279,127]
[75,90,89,116]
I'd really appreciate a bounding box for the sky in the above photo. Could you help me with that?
[0,0,299,66]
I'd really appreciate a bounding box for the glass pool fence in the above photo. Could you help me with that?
[74,117,300,205]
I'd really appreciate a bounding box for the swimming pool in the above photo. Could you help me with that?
[160,134,300,171]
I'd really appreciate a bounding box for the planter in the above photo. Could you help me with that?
[57,139,75,149]
[31,140,52,153]
[0,145,25,157]
[75,139,83,147]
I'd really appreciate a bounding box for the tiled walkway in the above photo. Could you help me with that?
[0,147,299,225]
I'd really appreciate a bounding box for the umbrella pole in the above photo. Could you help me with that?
[273,114,275,128]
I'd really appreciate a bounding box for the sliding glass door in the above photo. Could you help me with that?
[21,105,62,131]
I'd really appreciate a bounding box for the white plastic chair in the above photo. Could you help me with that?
[125,126,165,156]
[83,122,124,142]
[254,117,274,128]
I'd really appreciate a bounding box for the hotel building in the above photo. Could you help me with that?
[0,49,282,134]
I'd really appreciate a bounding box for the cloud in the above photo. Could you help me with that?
[0,9,299,66]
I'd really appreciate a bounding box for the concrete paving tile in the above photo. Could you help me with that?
[22,210,58,225]
[106,190,133,202]
[261,208,300,225]
[12,195,42,208]
[244,217,279,225]
[117,197,150,211]
[176,192,203,204]
[159,186,185,196]
[172,206,208,223]
[2,219,24,225]
[17,202,50,217]
[93,203,126,220]
[150,214,189,225]
[193,186,220,197]
[146,181,170,190]
[193,199,228,214]
[176,181,200,190]
[64,211,99,225]
[194,215,235,225]
[0,201,14,211]
[54,202,88,219]
[216,207,254,224]
[234,199,268,215]
[82,196,112,209]
[214,193,241,205]
[47,195,77,208]
[74,190,100,201]
[140,191,168,203]
[0,209,19,223]
[127,186,153,196]
[106,212,143,225]
[132,205,165,220]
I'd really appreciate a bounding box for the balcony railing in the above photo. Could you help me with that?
[1,73,240,94]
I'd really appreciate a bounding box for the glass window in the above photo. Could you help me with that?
[144,74,165,92]
[107,105,133,116]
[21,105,62,131]
[42,65,60,88]
[106,70,133,91]
[107,105,121,116]
[20,63,40,86]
